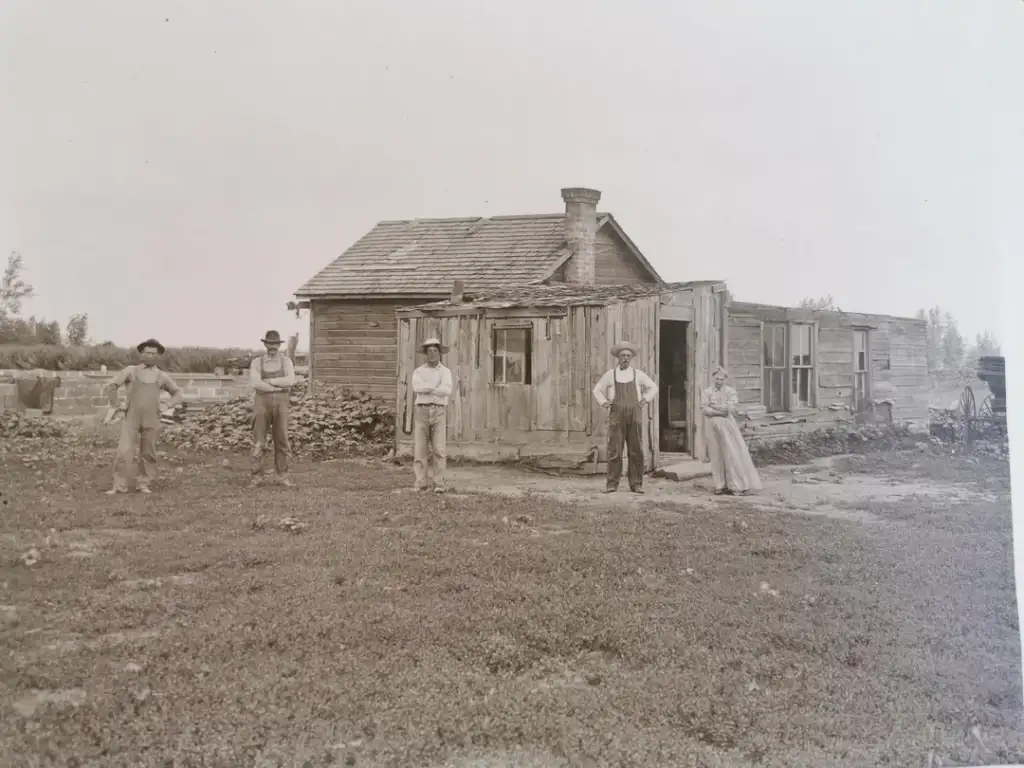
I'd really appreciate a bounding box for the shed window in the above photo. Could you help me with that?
[762,322,817,412]
[493,327,532,385]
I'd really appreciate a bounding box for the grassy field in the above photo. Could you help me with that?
[0,442,1020,767]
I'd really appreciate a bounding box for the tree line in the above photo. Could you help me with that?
[799,295,1001,376]
[1,252,90,346]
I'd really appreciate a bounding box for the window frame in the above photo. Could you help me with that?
[852,328,871,411]
[492,324,533,386]
[761,321,819,413]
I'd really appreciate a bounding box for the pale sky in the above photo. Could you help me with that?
[2,0,1022,350]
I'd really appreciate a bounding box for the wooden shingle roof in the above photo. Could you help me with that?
[295,214,573,298]
[294,211,662,298]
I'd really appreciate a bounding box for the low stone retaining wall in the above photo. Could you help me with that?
[0,369,252,420]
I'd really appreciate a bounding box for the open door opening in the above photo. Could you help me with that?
[659,320,689,454]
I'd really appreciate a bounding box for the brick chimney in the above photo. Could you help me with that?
[561,187,601,285]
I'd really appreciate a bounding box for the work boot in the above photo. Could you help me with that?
[277,475,295,488]
[136,485,152,494]
[105,487,128,496]
[249,475,263,488]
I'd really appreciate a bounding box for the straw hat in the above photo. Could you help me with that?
[421,337,449,353]
[610,341,639,358]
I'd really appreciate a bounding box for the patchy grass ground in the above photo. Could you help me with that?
[0,442,1020,768]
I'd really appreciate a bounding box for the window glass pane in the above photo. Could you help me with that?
[494,328,529,384]
[858,351,866,371]
[792,325,812,366]
[773,326,785,367]
[799,369,810,404]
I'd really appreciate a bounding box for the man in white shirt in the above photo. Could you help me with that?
[250,330,297,487]
[411,337,453,492]
[592,341,659,494]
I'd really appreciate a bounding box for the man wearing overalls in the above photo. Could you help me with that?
[104,338,184,495]
[592,341,659,494]
[250,330,296,487]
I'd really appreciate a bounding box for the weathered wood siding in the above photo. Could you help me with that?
[549,226,659,285]
[725,303,929,440]
[396,293,671,471]
[311,298,433,404]
[687,285,728,460]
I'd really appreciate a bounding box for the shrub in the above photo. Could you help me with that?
[0,344,256,373]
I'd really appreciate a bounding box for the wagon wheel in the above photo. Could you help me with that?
[958,386,977,444]
[979,394,994,422]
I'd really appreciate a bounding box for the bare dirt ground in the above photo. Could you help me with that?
[0,442,1020,768]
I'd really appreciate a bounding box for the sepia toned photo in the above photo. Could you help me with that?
[1,2,1020,767]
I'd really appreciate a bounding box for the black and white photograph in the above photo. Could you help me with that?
[1,2,1021,766]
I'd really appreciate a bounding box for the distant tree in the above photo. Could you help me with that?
[798,295,839,311]
[0,251,34,318]
[65,313,90,346]
[916,306,945,372]
[940,312,966,371]
[972,330,1001,358]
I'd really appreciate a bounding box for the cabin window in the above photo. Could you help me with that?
[853,329,870,410]
[493,327,532,385]
[762,322,817,412]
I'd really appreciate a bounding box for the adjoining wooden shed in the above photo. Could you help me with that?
[395,281,730,472]
[725,302,930,438]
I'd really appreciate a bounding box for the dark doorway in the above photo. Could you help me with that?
[659,320,689,453]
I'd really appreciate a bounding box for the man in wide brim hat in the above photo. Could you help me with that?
[411,336,453,492]
[420,337,449,354]
[136,338,166,355]
[103,337,183,494]
[609,341,639,358]
[250,329,297,487]
[592,340,659,494]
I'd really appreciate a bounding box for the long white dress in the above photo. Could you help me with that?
[701,384,762,493]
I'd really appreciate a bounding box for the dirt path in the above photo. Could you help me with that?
[441,454,998,525]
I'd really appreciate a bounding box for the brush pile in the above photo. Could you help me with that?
[159,380,395,459]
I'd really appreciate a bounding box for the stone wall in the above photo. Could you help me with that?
[0,369,252,420]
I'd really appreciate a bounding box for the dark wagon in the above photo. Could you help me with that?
[957,355,1006,442]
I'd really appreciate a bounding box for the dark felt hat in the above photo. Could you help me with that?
[261,330,283,345]
[136,338,166,354]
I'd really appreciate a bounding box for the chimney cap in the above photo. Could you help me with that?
[561,187,601,205]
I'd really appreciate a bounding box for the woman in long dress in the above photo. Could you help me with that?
[701,366,762,495]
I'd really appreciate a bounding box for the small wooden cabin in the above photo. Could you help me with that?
[394,282,932,472]
[395,281,730,472]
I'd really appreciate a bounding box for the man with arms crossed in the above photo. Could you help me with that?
[411,337,453,493]
[250,330,296,487]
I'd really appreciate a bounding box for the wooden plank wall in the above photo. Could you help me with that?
[725,304,929,439]
[312,299,427,405]
[597,297,660,471]
[689,285,726,460]
[395,293,668,470]
[594,227,660,286]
